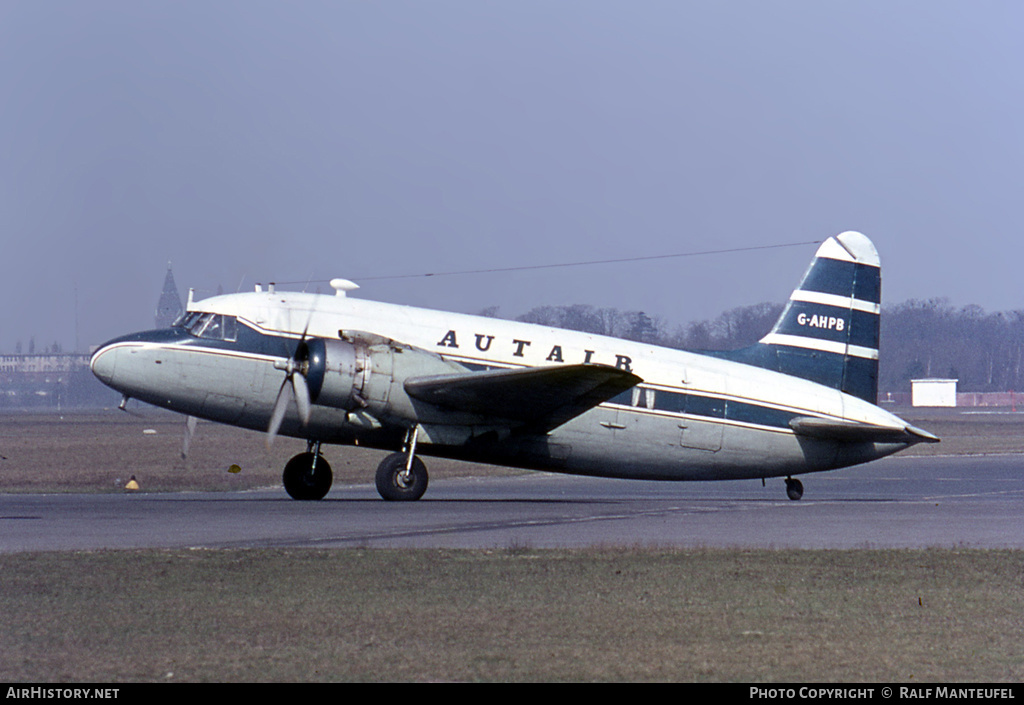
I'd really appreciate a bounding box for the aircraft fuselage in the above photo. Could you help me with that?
[91,289,916,483]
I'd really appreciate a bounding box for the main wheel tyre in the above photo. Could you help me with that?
[785,477,804,501]
[375,452,428,501]
[283,452,333,501]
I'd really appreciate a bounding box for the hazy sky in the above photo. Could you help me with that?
[2,1,1022,353]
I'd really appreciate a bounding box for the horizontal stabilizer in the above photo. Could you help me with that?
[789,416,940,445]
[405,364,642,431]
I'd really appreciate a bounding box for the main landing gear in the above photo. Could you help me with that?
[283,440,333,501]
[375,426,429,501]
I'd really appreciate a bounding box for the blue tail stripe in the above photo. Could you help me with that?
[800,260,881,303]
[848,309,881,350]
[854,265,881,304]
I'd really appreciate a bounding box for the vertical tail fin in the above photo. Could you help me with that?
[721,232,881,403]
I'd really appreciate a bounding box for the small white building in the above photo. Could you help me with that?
[911,378,958,407]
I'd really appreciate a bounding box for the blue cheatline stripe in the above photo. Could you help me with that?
[116,318,297,359]
[607,388,802,431]
[800,259,881,303]
[725,398,803,429]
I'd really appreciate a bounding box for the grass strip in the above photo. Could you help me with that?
[1,547,1021,682]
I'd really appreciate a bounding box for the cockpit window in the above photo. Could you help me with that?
[221,314,237,341]
[175,311,203,329]
[180,312,238,342]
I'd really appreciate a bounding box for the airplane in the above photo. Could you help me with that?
[90,230,938,502]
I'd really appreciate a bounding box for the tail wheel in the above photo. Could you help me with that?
[785,477,804,501]
[375,452,428,501]
[283,452,333,501]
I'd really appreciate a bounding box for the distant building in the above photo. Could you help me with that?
[0,352,114,408]
[0,266,180,408]
[155,264,183,328]
[0,353,89,375]
[911,378,958,407]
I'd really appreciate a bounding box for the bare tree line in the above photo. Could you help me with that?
[880,298,1024,394]
[483,298,1024,394]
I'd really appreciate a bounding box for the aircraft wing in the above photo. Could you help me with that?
[404,364,642,431]
[789,416,940,445]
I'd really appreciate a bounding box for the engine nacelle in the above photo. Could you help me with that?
[301,337,365,411]
[299,334,471,425]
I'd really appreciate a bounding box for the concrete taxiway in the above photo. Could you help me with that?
[1,453,1022,552]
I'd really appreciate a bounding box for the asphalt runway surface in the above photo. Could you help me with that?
[2,452,1023,552]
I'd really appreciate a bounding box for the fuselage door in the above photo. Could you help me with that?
[677,370,724,452]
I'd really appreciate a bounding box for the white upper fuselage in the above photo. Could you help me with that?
[192,287,898,431]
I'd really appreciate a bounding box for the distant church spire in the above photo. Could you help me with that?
[155,263,184,328]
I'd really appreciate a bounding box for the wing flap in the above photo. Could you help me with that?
[405,364,642,430]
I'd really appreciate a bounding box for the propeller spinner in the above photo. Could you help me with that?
[267,338,314,446]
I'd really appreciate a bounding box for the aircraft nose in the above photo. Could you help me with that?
[90,343,119,386]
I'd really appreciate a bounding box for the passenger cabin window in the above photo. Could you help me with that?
[608,387,657,409]
[632,387,656,410]
[181,312,238,342]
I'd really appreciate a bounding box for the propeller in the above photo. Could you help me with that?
[181,415,198,460]
[266,322,315,447]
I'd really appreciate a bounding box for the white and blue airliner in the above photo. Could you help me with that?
[91,231,938,501]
